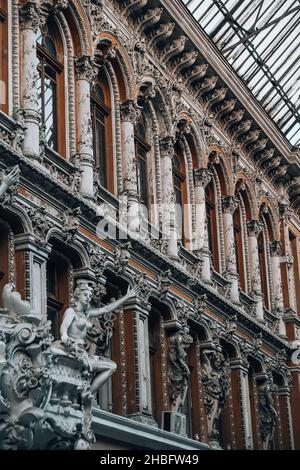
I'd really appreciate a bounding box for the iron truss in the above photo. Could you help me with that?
[182,0,300,146]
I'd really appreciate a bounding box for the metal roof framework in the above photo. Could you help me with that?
[182,0,300,147]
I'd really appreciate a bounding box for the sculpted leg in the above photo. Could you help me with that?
[89,357,117,394]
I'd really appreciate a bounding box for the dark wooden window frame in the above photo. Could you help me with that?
[91,86,111,190]
[37,33,65,156]
[135,133,151,210]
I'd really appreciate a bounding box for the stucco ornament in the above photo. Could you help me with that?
[0,283,52,450]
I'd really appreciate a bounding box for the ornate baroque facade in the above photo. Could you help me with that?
[0,0,300,450]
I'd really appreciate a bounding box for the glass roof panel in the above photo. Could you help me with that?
[182,0,300,146]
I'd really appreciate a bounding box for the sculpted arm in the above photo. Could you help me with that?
[60,308,75,343]
[88,285,140,318]
[0,166,20,198]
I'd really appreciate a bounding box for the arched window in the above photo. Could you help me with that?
[0,0,8,113]
[233,203,246,292]
[135,119,151,212]
[205,179,219,271]
[258,216,272,311]
[91,78,113,192]
[36,26,65,155]
[173,145,187,244]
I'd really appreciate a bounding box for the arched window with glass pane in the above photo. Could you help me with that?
[36,27,65,155]
[91,79,113,192]
[172,148,187,243]
[135,119,151,213]
[205,179,220,272]
[233,204,246,292]
[258,218,272,311]
[0,0,8,113]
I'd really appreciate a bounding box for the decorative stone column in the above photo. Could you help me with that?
[222,196,240,303]
[120,100,140,233]
[75,56,96,199]
[19,1,41,159]
[159,136,178,259]
[270,241,286,337]
[247,220,264,322]
[230,358,253,449]
[193,167,212,283]
[14,233,52,321]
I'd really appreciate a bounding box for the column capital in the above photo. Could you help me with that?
[74,55,97,82]
[222,195,239,214]
[247,219,263,237]
[270,240,282,257]
[193,167,212,187]
[19,1,40,32]
[159,135,175,158]
[278,201,293,221]
[120,99,138,123]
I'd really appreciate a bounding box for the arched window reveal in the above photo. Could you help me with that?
[91,76,114,193]
[173,141,189,245]
[258,216,274,312]
[36,26,65,155]
[233,202,246,293]
[205,178,220,272]
[135,119,151,212]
